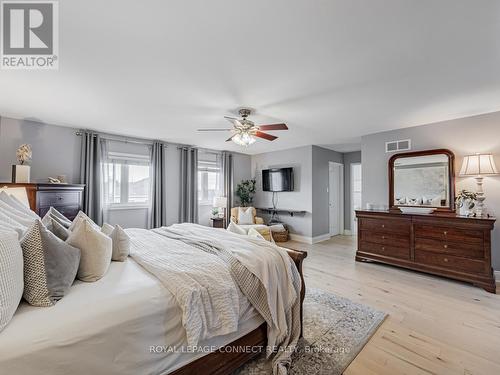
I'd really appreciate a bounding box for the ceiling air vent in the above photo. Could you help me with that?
[385,139,411,153]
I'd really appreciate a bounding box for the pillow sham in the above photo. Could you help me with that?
[69,211,99,232]
[41,207,72,229]
[67,219,112,282]
[109,225,130,261]
[237,207,254,225]
[227,221,247,235]
[0,230,24,333]
[47,218,70,241]
[0,217,26,239]
[0,201,36,227]
[101,222,114,236]
[0,191,38,219]
[20,221,81,307]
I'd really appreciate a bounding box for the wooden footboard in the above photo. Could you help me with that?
[170,247,308,375]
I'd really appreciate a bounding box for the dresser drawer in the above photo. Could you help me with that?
[359,240,410,260]
[415,251,486,274]
[414,224,483,245]
[415,237,484,259]
[359,217,410,235]
[360,230,410,248]
[37,191,81,208]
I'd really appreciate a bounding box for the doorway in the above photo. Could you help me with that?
[328,162,344,237]
[351,163,362,234]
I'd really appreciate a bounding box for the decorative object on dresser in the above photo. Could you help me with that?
[455,190,478,216]
[12,144,32,183]
[212,196,227,225]
[210,217,225,228]
[0,183,84,220]
[389,149,455,212]
[356,210,496,293]
[459,153,499,216]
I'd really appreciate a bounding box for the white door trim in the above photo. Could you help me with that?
[328,162,344,237]
[350,162,361,234]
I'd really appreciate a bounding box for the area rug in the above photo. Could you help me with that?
[234,288,387,375]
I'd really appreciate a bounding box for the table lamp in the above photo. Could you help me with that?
[459,153,499,216]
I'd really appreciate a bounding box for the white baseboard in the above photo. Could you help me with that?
[343,229,352,235]
[494,271,500,291]
[289,233,331,244]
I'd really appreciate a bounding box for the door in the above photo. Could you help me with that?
[329,163,343,236]
[351,163,362,234]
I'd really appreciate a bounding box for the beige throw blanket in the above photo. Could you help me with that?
[128,223,301,375]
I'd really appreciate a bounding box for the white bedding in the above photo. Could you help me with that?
[0,259,263,375]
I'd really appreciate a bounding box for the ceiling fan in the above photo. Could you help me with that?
[197,108,288,147]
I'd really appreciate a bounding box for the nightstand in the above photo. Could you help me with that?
[210,217,225,228]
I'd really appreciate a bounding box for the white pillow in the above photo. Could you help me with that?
[227,221,248,235]
[69,211,99,232]
[0,187,30,207]
[101,223,130,261]
[0,191,38,219]
[238,207,254,225]
[0,230,24,333]
[101,223,114,236]
[0,204,35,228]
[0,213,27,239]
[67,219,112,282]
[41,207,72,229]
[248,227,265,240]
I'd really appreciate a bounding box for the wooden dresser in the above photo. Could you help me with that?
[1,183,85,220]
[356,210,496,293]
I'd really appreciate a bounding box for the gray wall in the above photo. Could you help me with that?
[0,117,81,183]
[361,111,500,270]
[343,151,362,231]
[311,146,343,237]
[251,146,313,237]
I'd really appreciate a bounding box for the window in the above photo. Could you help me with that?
[102,150,151,207]
[198,152,222,205]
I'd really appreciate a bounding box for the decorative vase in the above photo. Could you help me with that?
[12,165,30,183]
[458,199,473,216]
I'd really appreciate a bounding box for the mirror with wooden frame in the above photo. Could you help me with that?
[389,149,456,212]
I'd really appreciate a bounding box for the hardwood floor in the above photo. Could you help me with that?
[283,235,500,375]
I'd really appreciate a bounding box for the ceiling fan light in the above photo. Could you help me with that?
[232,132,256,147]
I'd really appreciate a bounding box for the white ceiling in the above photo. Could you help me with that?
[1,0,500,155]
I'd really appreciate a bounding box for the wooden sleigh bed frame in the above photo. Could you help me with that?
[171,247,308,375]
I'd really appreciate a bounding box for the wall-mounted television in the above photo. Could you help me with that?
[262,167,294,192]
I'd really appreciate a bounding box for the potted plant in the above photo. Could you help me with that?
[455,190,477,216]
[236,179,256,207]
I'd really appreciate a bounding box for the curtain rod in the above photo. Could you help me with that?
[76,130,164,146]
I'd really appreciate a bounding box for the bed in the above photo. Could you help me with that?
[0,224,307,375]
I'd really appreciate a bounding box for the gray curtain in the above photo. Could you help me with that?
[222,151,233,227]
[80,131,103,225]
[150,141,167,228]
[179,147,198,223]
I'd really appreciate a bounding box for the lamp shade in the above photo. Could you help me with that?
[459,154,499,176]
[213,196,227,208]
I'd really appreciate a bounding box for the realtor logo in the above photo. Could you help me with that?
[1,0,58,69]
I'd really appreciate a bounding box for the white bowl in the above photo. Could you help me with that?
[399,207,436,214]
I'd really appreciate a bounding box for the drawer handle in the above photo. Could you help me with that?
[444,258,449,262]
[381,247,385,251]
[382,236,386,240]
[443,231,448,235]
[443,244,448,249]
[381,224,385,228]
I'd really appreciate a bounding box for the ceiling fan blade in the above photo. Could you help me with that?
[197,128,232,131]
[254,131,278,141]
[225,134,235,142]
[257,123,288,131]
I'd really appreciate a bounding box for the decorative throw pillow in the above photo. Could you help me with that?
[238,207,254,225]
[47,218,70,241]
[101,223,114,236]
[69,211,99,232]
[20,221,81,307]
[0,230,24,333]
[255,227,274,242]
[0,191,38,219]
[67,219,112,282]
[41,207,72,229]
[248,227,265,240]
[0,218,26,239]
[227,221,248,235]
[109,225,130,261]
[0,202,36,227]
